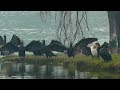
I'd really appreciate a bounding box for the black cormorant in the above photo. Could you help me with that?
[99,42,112,61]
[67,43,74,57]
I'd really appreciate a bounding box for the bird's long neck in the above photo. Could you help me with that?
[70,43,73,48]
[43,40,46,47]
[4,35,6,44]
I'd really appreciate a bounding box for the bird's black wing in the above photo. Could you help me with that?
[25,40,42,51]
[99,48,112,61]
[74,38,98,48]
[50,40,63,45]
[83,46,92,56]
[0,42,19,53]
[74,44,92,56]
[10,35,22,46]
[47,43,67,52]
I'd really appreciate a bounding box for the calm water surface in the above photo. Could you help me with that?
[0,61,119,79]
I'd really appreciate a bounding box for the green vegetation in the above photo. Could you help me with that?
[1,54,120,73]
[90,72,120,79]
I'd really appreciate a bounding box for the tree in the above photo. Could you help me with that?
[40,11,94,46]
[108,11,120,53]
[40,11,120,53]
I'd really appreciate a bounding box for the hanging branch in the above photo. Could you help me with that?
[56,11,63,42]
[39,11,94,46]
[73,11,80,43]
[40,11,49,22]
[73,11,84,43]
[55,11,90,45]
[59,11,66,43]
[68,11,73,44]
[63,11,71,45]
[78,11,85,38]
[57,11,72,45]
[84,11,95,38]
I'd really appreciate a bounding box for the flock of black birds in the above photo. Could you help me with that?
[0,35,112,61]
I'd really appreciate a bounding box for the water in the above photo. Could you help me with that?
[0,62,81,79]
[0,11,112,79]
[0,61,119,79]
[0,11,109,45]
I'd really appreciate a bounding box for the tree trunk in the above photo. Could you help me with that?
[108,11,118,53]
[113,12,120,53]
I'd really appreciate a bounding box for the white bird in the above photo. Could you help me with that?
[87,42,100,59]
[90,44,98,58]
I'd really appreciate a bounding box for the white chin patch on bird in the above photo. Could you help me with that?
[90,44,99,57]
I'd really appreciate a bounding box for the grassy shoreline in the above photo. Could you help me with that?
[1,54,120,73]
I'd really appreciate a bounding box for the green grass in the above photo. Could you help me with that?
[90,72,120,79]
[1,54,120,72]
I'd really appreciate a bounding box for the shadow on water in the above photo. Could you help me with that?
[0,61,120,79]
